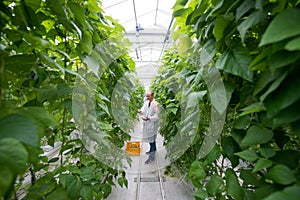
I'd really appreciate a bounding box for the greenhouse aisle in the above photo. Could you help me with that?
[106,64,194,200]
[106,120,194,200]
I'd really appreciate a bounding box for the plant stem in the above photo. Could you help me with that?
[101,172,110,184]
[0,56,5,108]
[29,166,35,185]
[60,107,67,167]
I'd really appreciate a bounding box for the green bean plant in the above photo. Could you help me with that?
[0,0,144,199]
[152,0,300,199]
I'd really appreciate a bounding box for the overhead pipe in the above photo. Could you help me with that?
[154,0,159,26]
[158,17,174,62]
[132,0,143,60]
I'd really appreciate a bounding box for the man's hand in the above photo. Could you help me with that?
[142,117,150,121]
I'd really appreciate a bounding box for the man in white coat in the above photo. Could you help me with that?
[138,90,159,164]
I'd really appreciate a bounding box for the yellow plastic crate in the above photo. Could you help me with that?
[126,141,140,156]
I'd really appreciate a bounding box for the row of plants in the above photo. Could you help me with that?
[0,0,144,199]
[152,0,300,199]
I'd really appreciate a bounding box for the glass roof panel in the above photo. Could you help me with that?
[102,0,175,66]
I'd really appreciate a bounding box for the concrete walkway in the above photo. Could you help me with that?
[106,63,194,200]
[106,119,194,200]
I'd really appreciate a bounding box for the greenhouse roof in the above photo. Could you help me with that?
[102,0,175,66]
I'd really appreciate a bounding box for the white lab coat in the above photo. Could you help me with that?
[139,100,159,143]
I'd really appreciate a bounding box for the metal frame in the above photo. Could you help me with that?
[102,0,175,65]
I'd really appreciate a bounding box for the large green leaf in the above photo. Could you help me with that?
[241,125,273,146]
[225,168,243,199]
[0,167,13,198]
[200,39,216,66]
[263,185,300,200]
[239,102,265,116]
[254,70,279,97]
[240,169,260,186]
[285,36,300,51]
[260,70,288,101]
[57,83,72,97]
[243,189,256,200]
[98,102,111,116]
[195,0,209,16]
[221,136,240,167]
[250,47,272,71]
[36,88,58,102]
[260,8,300,46]
[25,0,42,11]
[216,47,253,82]
[266,164,296,185]
[68,2,87,31]
[213,15,231,41]
[24,173,57,199]
[203,66,227,114]
[18,107,58,129]
[206,174,224,195]
[193,188,208,199]
[260,145,276,158]
[46,0,74,32]
[186,6,203,26]
[173,7,193,22]
[273,100,300,127]
[38,52,65,74]
[18,107,59,143]
[173,8,187,17]
[45,188,69,200]
[88,0,102,13]
[224,81,235,105]
[208,0,224,16]
[12,5,30,29]
[235,149,259,162]
[59,174,82,199]
[67,177,82,199]
[265,72,300,117]
[253,158,273,172]
[0,138,28,197]
[102,183,112,198]
[177,34,193,54]
[4,54,38,74]
[78,32,93,55]
[175,0,189,6]
[80,185,94,200]
[269,51,300,72]
[255,184,278,199]
[235,0,254,20]
[25,143,44,167]
[117,176,127,187]
[83,54,100,76]
[233,115,251,129]
[188,161,206,187]
[206,145,221,164]
[0,114,39,147]
[238,10,266,41]
[232,129,246,146]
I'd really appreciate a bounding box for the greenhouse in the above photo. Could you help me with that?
[0,0,300,200]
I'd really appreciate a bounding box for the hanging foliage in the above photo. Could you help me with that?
[0,0,143,199]
[152,0,300,199]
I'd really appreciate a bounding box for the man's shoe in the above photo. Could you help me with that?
[144,159,153,164]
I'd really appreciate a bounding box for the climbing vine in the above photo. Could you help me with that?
[0,0,143,199]
[152,0,300,199]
